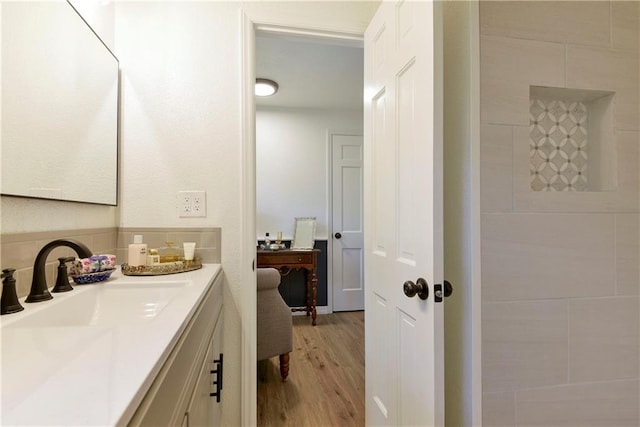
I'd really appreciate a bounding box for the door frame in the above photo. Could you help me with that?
[240,5,482,425]
[327,129,365,313]
[240,13,364,426]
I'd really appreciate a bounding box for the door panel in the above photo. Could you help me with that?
[397,58,420,265]
[341,166,361,230]
[371,90,393,258]
[370,292,393,425]
[365,1,444,425]
[397,309,419,426]
[332,133,365,311]
[340,248,363,292]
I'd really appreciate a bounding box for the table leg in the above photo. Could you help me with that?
[305,269,311,317]
[311,270,317,326]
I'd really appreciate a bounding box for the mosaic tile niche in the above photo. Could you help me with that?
[530,98,588,191]
[529,86,616,192]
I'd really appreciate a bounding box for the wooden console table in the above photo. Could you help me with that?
[257,248,320,326]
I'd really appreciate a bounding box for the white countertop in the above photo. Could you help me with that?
[0,264,222,427]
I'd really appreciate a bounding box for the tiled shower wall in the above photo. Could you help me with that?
[480,1,640,425]
[1,227,221,298]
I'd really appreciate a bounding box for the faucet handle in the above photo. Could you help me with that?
[52,257,75,293]
[1,268,16,279]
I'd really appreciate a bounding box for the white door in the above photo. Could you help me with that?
[364,1,444,426]
[331,132,365,312]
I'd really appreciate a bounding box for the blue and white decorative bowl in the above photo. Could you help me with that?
[71,268,116,284]
[71,255,116,275]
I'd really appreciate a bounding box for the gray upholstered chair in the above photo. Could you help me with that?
[257,268,293,381]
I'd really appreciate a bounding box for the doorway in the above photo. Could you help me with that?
[254,32,365,313]
[254,29,366,423]
[245,3,482,424]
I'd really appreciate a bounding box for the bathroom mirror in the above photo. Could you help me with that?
[292,217,316,250]
[1,1,119,205]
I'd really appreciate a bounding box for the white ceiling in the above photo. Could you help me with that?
[255,33,364,111]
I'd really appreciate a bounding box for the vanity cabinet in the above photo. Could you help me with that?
[129,274,224,427]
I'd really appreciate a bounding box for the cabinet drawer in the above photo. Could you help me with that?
[259,253,312,266]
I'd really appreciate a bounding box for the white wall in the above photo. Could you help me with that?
[240,1,378,34]
[1,198,118,234]
[114,2,377,424]
[256,107,363,240]
[443,2,481,426]
[114,3,244,424]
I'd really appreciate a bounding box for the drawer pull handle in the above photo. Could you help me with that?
[209,353,224,402]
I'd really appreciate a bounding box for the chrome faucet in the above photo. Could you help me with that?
[25,239,92,303]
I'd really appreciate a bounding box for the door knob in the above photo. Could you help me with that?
[444,280,453,297]
[403,278,429,300]
[334,232,342,239]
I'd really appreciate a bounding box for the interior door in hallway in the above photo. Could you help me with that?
[364,1,444,425]
[331,132,365,312]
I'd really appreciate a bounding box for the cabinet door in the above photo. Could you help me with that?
[187,318,223,427]
[209,318,223,426]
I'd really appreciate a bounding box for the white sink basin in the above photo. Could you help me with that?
[3,280,188,329]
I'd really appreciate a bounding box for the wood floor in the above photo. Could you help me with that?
[257,311,365,427]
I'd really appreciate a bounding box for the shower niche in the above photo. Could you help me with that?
[529,86,616,192]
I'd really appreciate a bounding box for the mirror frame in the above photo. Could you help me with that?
[1,0,120,206]
[292,217,316,250]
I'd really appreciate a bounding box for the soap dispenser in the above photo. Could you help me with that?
[1,268,24,315]
[128,234,148,267]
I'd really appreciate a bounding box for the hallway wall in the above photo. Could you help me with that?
[256,106,363,241]
[479,2,640,425]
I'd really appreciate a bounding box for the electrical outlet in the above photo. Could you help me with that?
[181,193,191,216]
[191,191,206,217]
[178,191,206,218]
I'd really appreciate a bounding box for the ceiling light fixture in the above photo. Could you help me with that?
[255,78,279,97]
